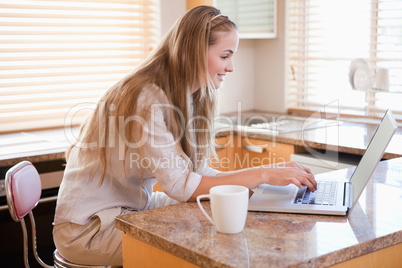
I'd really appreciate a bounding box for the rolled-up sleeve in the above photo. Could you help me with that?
[197,165,221,177]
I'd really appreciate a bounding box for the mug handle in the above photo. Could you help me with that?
[196,194,215,226]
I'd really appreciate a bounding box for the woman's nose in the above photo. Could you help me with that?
[226,60,234,72]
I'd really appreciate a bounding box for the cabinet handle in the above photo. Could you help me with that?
[243,144,266,154]
[215,144,226,151]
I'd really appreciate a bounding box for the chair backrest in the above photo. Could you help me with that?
[5,161,52,268]
[6,161,42,222]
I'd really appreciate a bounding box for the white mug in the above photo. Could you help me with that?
[196,185,249,234]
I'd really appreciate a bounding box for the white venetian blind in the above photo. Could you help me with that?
[0,0,159,133]
[287,0,402,119]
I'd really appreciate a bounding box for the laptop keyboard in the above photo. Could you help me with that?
[294,181,337,205]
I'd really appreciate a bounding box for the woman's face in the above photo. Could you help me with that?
[207,28,239,90]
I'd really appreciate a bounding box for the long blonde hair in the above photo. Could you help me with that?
[67,6,237,186]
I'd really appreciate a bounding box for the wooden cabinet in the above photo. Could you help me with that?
[240,137,306,169]
[122,233,198,268]
[210,135,242,171]
[210,135,306,171]
[210,136,230,171]
[215,0,277,39]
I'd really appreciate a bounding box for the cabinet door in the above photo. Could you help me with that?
[215,0,277,39]
[210,136,231,171]
[210,135,242,171]
[241,138,302,168]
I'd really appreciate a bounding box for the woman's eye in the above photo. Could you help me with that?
[221,55,229,60]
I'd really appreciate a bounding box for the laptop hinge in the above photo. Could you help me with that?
[344,182,353,208]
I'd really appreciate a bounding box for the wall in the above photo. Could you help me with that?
[254,0,287,113]
[159,0,286,114]
[160,0,186,36]
[217,39,255,114]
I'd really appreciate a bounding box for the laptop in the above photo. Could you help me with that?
[248,110,398,216]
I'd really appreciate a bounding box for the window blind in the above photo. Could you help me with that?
[286,0,402,119]
[0,0,159,133]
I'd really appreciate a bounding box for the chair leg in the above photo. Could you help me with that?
[19,218,30,268]
[28,211,53,268]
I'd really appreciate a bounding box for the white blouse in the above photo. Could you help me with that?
[54,84,219,225]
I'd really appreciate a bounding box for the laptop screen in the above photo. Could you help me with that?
[349,110,397,205]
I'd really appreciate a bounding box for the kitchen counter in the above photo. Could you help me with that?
[248,120,402,159]
[0,128,79,168]
[115,157,402,267]
[214,112,402,160]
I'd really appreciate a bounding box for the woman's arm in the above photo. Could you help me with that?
[188,161,316,201]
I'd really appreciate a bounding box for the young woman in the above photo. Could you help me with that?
[53,5,316,266]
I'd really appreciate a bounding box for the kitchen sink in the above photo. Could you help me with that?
[214,113,338,134]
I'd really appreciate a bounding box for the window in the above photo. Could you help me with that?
[286,0,402,119]
[0,0,159,133]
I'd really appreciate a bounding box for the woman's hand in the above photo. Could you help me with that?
[190,161,316,201]
[261,161,317,191]
[279,161,313,175]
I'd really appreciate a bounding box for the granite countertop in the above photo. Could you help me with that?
[115,157,402,267]
[0,128,74,168]
[215,112,402,160]
[254,121,402,159]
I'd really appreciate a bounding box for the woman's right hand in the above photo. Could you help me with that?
[190,161,317,201]
[261,162,317,192]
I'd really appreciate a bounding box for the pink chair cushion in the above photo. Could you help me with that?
[11,163,42,219]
